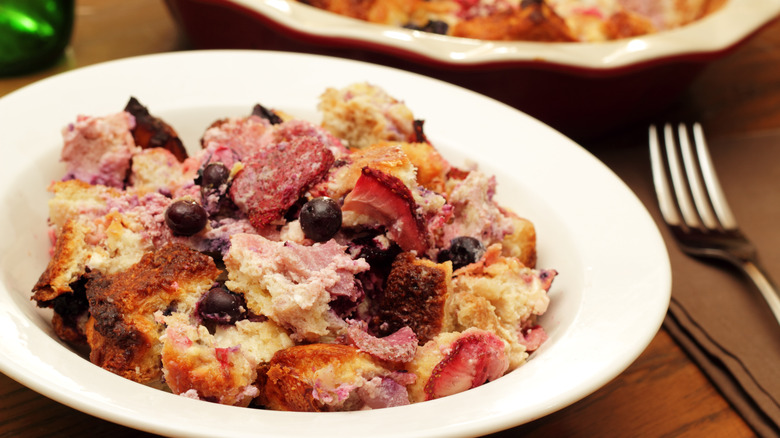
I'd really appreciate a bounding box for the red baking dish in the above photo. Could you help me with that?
[164,0,780,139]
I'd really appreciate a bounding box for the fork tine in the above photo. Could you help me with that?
[676,123,719,230]
[649,124,682,227]
[691,123,739,230]
[663,123,702,229]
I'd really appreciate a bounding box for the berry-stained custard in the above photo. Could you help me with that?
[32,83,556,411]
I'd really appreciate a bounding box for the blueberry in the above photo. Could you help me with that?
[404,20,449,35]
[438,236,485,270]
[201,162,230,189]
[198,285,246,324]
[165,199,207,236]
[300,197,342,242]
[424,20,449,35]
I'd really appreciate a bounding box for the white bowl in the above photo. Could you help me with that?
[0,50,671,437]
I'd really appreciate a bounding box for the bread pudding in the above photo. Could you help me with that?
[295,0,727,42]
[32,82,556,411]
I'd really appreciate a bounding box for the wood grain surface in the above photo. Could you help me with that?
[2,0,778,436]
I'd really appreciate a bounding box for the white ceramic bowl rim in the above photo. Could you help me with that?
[216,0,780,69]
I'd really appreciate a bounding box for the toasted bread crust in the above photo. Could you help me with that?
[85,243,220,383]
[51,312,88,344]
[372,252,452,343]
[302,0,417,23]
[499,209,537,268]
[314,142,417,201]
[263,343,386,411]
[318,83,416,151]
[32,218,92,303]
[125,97,188,162]
[602,10,655,39]
[46,179,120,232]
[396,141,450,193]
[451,2,576,41]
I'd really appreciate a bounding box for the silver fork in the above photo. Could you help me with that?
[649,123,780,325]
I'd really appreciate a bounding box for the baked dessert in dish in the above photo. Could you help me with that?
[295,0,726,42]
[32,82,556,411]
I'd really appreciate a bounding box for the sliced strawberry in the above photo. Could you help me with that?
[229,135,334,229]
[424,330,508,400]
[346,321,418,363]
[538,269,557,292]
[264,119,349,158]
[342,167,428,254]
[518,324,548,353]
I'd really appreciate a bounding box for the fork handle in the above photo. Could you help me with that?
[741,260,780,326]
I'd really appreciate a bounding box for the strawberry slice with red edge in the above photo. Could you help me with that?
[229,135,334,229]
[424,330,508,400]
[538,269,557,292]
[518,324,548,353]
[342,167,428,254]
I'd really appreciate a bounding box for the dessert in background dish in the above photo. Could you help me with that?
[163,0,780,140]
[294,0,726,41]
[31,82,556,411]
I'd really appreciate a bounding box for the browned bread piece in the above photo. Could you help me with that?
[124,97,188,162]
[32,180,121,303]
[32,180,129,304]
[32,209,160,307]
[451,0,576,41]
[301,0,418,24]
[396,141,450,193]
[32,218,93,304]
[318,83,416,150]
[128,148,196,195]
[313,142,417,201]
[43,277,91,346]
[601,10,656,39]
[52,313,87,344]
[370,252,452,344]
[499,208,537,268]
[33,180,154,344]
[262,343,396,411]
[45,179,120,232]
[160,314,294,406]
[84,243,220,383]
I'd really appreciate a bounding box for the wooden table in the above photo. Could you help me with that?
[1,0,777,436]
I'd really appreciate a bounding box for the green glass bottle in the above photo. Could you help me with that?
[0,0,74,76]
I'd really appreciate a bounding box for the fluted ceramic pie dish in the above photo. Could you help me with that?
[163,0,780,139]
